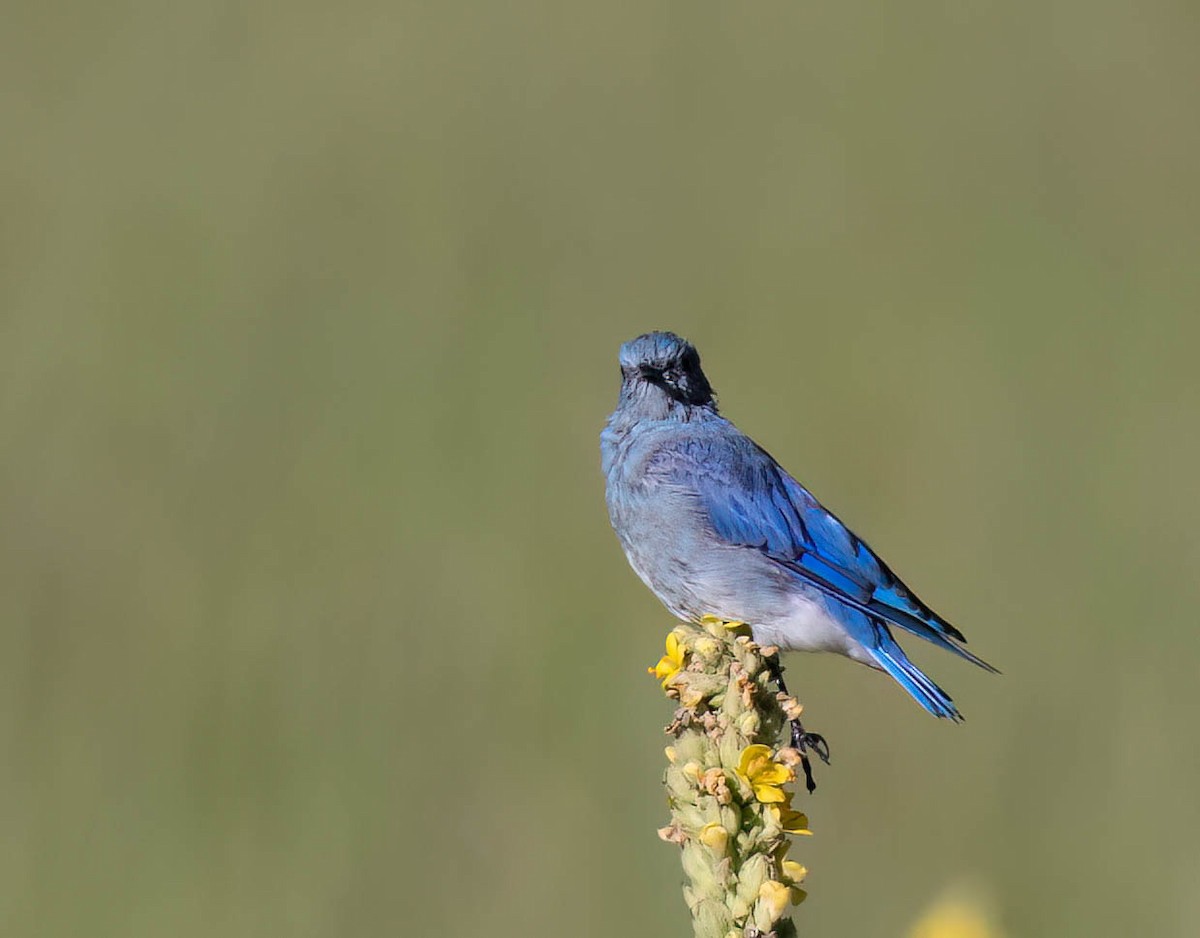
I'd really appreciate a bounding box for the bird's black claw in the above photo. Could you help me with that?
[799,754,817,794]
[769,655,831,793]
[791,725,830,765]
[789,720,830,793]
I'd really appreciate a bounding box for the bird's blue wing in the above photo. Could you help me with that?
[652,433,996,673]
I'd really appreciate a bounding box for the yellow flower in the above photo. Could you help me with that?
[908,896,1000,938]
[736,744,794,803]
[649,632,686,688]
[779,804,813,835]
[700,613,751,636]
[756,880,800,923]
[699,613,748,628]
[766,800,813,835]
[781,860,808,885]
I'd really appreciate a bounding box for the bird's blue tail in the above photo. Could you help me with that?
[868,631,963,722]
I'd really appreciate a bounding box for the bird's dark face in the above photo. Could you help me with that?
[618,331,715,408]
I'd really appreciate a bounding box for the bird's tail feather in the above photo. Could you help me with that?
[869,635,964,722]
[871,601,1001,674]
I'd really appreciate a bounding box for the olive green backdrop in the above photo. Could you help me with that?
[3,3,1197,936]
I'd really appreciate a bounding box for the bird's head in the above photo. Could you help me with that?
[617,331,716,413]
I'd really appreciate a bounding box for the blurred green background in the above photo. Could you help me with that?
[2,3,1197,936]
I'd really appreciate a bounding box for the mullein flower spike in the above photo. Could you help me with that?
[651,616,810,938]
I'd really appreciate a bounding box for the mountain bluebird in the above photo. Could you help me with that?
[602,332,994,788]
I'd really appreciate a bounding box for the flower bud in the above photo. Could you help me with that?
[693,636,720,659]
[698,822,729,856]
[693,899,734,936]
[657,824,686,844]
[736,854,771,905]
[753,880,796,931]
[680,842,717,895]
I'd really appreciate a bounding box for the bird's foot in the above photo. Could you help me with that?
[789,720,830,794]
[766,655,831,792]
[790,721,830,763]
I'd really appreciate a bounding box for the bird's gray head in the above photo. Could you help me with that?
[616,331,716,415]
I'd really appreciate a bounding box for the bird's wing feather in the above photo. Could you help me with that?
[649,432,996,672]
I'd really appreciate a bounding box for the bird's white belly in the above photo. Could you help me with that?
[750,595,874,665]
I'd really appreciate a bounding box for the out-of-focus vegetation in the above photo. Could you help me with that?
[909,888,1003,938]
[2,3,1198,936]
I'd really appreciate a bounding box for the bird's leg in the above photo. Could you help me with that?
[765,655,830,794]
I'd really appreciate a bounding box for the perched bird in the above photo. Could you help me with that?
[602,332,995,773]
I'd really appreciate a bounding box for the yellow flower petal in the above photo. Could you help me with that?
[764,802,813,835]
[751,781,788,803]
[737,744,772,777]
[737,745,796,804]
[755,764,794,786]
[650,632,688,687]
[778,805,812,835]
[782,861,807,885]
[756,880,796,923]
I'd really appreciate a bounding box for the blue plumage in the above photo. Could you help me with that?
[602,331,995,721]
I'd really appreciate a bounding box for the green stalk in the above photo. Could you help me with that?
[651,617,812,938]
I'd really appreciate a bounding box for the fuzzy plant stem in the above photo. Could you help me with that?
[650,616,812,938]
